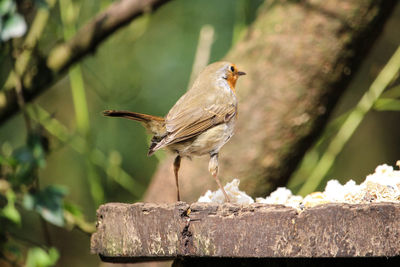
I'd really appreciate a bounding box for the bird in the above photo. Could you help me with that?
[103,61,246,202]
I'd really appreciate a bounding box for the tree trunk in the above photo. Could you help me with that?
[145,0,398,203]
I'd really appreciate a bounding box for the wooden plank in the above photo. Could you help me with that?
[90,202,400,262]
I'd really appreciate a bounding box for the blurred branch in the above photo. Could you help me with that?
[59,0,105,205]
[13,73,31,133]
[0,0,172,125]
[188,25,215,88]
[59,0,90,136]
[4,0,57,88]
[26,105,146,198]
[46,0,172,72]
[64,210,96,234]
[297,46,400,195]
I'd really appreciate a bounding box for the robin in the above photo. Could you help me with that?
[103,61,245,202]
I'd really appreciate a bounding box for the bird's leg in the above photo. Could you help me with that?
[209,153,230,202]
[173,155,181,202]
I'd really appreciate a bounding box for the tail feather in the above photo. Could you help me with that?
[103,110,163,122]
[103,110,166,138]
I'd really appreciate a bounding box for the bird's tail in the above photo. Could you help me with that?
[103,110,165,137]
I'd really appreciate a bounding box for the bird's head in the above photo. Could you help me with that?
[197,61,246,93]
[222,63,246,92]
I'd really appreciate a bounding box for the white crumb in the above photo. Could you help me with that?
[198,178,254,204]
[197,161,400,210]
[255,188,303,209]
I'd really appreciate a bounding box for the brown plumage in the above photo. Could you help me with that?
[103,61,246,202]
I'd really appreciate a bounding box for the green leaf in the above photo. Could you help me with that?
[23,185,68,227]
[0,189,21,225]
[13,146,34,163]
[10,136,47,186]
[1,13,27,41]
[373,98,400,111]
[63,201,83,218]
[4,241,23,259]
[26,247,59,267]
[381,84,400,99]
[63,201,96,233]
[0,0,15,16]
[31,140,46,169]
[33,0,49,9]
[11,147,36,186]
[27,133,47,168]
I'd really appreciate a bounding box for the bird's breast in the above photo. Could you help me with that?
[170,118,236,158]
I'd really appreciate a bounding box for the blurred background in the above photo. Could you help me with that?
[0,0,399,266]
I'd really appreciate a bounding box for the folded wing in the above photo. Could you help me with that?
[150,103,236,153]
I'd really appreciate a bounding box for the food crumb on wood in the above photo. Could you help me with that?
[198,161,400,210]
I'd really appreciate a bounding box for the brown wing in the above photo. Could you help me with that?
[152,103,236,151]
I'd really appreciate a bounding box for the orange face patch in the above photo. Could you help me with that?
[226,72,238,93]
[225,64,245,93]
[226,64,239,93]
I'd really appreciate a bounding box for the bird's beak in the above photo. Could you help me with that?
[237,71,246,76]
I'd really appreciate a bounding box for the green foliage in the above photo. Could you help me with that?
[63,201,96,233]
[0,0,27,41]
[0,132,93,265]
[25,247,59,267]
[373,98,400,111]
[1,189,21,225]
[0,0,262,265]
[374,82,400,111]
[8,134,46,187]
[33,0,49,9]
[1,240,23,264]
[1,133,94,264]
[23,185,68,227]
[380,84,400,98]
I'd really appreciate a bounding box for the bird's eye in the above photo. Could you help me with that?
[230,66,235,72]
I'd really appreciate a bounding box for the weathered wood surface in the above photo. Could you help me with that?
[91,202,400,262]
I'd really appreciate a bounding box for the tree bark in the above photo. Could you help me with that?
[145,0,398,203]
[91,202,400,260]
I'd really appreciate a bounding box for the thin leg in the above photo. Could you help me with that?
[209,153,230,202]
[173,155,181,202]
[213,173,230,203]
